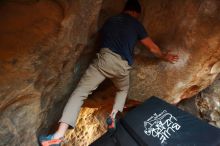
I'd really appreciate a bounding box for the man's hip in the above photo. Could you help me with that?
[93,48,131,78]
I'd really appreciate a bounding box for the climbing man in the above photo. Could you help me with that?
[39,0,179,145]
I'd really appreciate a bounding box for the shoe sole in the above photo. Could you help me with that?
[41,139,62,146]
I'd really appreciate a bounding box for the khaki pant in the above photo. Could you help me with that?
[59,48,131,127]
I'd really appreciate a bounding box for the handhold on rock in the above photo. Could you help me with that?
[211,62,220,74]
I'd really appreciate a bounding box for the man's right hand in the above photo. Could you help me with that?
[140,37,179,63]
[162,52,179,63]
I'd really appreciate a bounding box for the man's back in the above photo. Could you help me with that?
[101,13,148,65]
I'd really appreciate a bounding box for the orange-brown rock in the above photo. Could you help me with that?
[178,77,220,128]
[0,0,220,146]
[0,0,102,145]
[130,0,220,104]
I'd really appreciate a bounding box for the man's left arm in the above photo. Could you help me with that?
[140,37,179,63]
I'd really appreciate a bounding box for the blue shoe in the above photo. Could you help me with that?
[38,134,63,146]
[106,116,116,131]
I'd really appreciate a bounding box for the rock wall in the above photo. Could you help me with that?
[0,0,103,145]
[130,0,220,103]
[178,76,220,128]
[64,0,220,145]
[0,0,220,146]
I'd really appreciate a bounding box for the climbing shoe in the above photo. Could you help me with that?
[38,134,63,146]
[106,116,116,131]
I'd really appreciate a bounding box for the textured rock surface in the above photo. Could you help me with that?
[63,81,141,146]
[130,0,220,104]
[0,0,103,145]
[178,77,220,128]
[63,81,116,146]
[0,0,220,146]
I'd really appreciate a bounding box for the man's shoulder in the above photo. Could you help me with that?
[107,13,139,24]
[107,13,125,20]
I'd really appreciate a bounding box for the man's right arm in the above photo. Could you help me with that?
[140,37,179,63]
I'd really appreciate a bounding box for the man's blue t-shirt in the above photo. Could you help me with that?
[100,13,148,65]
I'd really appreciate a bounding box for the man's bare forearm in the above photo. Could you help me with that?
[140,37,166,59]
[140,37,179,63]
[148,44,165,59]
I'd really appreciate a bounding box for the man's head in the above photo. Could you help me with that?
[123,0,141,18]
